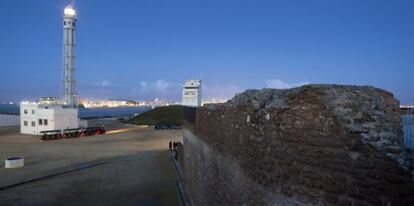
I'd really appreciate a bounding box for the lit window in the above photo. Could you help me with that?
[39,119,43,125]
[31,121,35,127]
[44,119,48,125]
[24,121,28,126]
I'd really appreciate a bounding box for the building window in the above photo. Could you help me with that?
[64,21,66,25]
[39,119,43,125]
[24,109,27,114]
[44,119,48,126]
[73,22,75,26]
[32,110,35,114]
[31,121,35,127]
[24,121,28,126]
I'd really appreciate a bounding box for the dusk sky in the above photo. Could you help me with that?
[0,0,413,103]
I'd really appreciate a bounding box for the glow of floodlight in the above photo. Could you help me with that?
[64,6,76,16]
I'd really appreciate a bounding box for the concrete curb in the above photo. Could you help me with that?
[5,157,24,169]
[170,152,192,206]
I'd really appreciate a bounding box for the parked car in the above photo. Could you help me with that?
[40,130,63,141]
[39,126,106,141]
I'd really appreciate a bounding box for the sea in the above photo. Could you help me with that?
[403,114,414,149]
[0,104,150,119]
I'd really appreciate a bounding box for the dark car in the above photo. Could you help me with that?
[154,124,183,130]
[40,130,63,141]
[82,127,106,136]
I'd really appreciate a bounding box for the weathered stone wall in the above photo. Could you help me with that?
[183,85,414,206]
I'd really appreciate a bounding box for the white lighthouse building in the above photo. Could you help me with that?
[20,5,85,135]
[63,5,78,107]
[182,80,202,107]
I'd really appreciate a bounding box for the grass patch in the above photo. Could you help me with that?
[125,105,184,126]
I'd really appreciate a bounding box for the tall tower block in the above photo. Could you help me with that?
[63,5,77,107]
[182,80,202,107]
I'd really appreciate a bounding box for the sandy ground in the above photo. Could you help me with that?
[0,120,183,206]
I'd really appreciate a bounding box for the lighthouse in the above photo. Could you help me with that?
[63,5,77,107]
[20,5,86,135]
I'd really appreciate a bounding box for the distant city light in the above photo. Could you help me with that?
[401,104,414,109]
[20,101,37,105]
[79,99,180,108]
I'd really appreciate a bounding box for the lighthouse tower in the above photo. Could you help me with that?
[19,5,86,135]
[63,5,77,107]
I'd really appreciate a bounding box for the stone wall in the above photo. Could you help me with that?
[182,85,414,206]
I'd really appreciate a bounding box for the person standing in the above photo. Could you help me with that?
[169,141,172,151]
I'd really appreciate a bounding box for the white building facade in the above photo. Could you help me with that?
[20,103,84,135]
[182,80,202,107]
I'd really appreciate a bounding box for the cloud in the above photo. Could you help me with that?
[139,81,150,93]
[265,79,309,89]
[139,80,174,93]
[203,84,243,101]
[154,80,171,92]
[93,80,111,87]
[135,80,243,102]
[133,80,181,100]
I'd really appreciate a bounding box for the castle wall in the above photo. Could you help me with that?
[183,85,414,206]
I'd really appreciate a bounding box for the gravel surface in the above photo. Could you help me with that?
[0,121,183,206]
